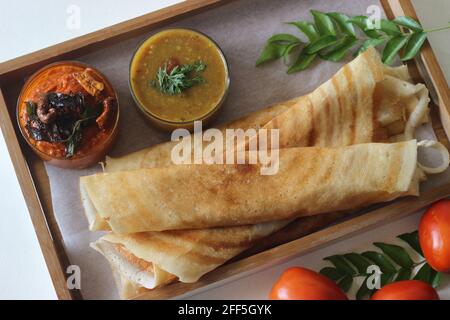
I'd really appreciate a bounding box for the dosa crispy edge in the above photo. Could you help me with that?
[85,48,439,298]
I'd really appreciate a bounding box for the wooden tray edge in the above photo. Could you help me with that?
[0,89,72,299]
[384,0,450,142]
[0,0,232,82]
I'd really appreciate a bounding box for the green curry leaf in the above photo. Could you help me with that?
[342,253,372,274]
[356,277,374,300]
[361,251,397,274]
[267,33,302,44]
[319,230,443,299]
[327,12,356,36]
[311,10,336,36]
[382,35,409,65]
[414,263,441,287]
[256,42,291,66]
[338,276,353,292]
[373,242,414,269]
[26,101,37,117]
[380,19,402,36]
[256,10,448,73]
[401,32,427,61]
[393,16,423,32]
[320,35,357,61]
[287,50,317,74]
[395,268,412,281]
[348,15,381,38]
[287,21,320,42]
[319,267,346,281]
[324,255,357,275]
[398,231,423,256]
[354,38,386,56]
[305,35,339,54]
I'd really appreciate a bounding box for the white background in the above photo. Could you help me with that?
[0,0,449,300]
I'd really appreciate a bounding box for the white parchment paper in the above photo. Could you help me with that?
[44,0,450,299]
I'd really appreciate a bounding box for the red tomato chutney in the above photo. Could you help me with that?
[17,62,119,168]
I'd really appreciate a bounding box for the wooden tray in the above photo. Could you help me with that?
[387,0,450,142]
[0,0,449,300]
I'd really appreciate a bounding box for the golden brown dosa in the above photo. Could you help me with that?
[83,141,420,233]
[87,48,432,297]
[104,47,428,172]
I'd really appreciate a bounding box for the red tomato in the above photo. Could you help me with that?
[269,267,348,300]
[419,200,450,273]
[371,280,439,300]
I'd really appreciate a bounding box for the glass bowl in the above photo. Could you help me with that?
[129,28,230,131]
[16,61,120,169]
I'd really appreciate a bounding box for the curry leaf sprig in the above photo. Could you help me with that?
[150,60,207,95]
[319,231,443,300]
[256,10,450,73]
[62,104,102,158]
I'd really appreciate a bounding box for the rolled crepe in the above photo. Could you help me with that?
[91,220,288,288]
[104,47,428,171]
[92,237,177,289]
[86,48,430,231]
[87,48,433,297]
[90,139,436,298]
[82,140,421,233]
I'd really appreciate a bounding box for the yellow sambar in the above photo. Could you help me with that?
[129,28,229,130]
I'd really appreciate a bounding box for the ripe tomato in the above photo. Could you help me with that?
[269,267,348,300]
[419,199,450,273]
[371,280,439,300]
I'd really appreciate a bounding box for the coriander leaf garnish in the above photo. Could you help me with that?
[150,60,207,95]
[257,10,450,73]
